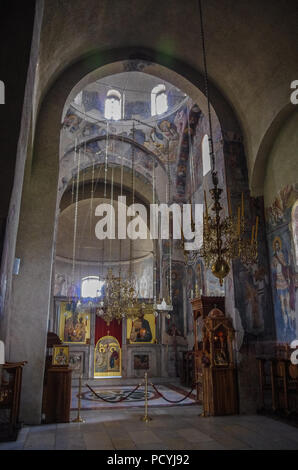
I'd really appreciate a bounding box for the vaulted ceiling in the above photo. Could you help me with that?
[35,0,298,195]
[1,0,298,265]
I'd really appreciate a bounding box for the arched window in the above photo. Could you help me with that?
[292,200,298,265]
[81,276,104,298]
[202,134,211,176]
[151,84,168,116]
[74,90,82,107]
[0,80,5,105]
[104,89,122,120]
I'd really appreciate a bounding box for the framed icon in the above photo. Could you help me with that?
[52,345,69,366]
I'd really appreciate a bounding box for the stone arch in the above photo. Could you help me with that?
[8,49,245,424]
[250,103,296,196]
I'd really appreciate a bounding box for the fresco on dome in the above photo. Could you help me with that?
[59,100,192,202]
[175,105,201,198]
[63,110,82,134]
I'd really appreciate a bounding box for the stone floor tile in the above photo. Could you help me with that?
[128,429,162,445]
[1,405,298,450]
[176,427,214,443]
[24,431,56,450]
[55,439,86,450]
[83,431,114,450]
[0,426,31,450]
[153,428,181,440]
[111,437,137,450]
[163,438,194,450]
[29,423,57,433]
[56,421,83,430]
[191,440,227,450]
[135,442,170,450]
[0,440,24,450]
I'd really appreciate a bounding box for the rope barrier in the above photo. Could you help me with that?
[85,382,143,403]
[150,382,196,404]
[84,379,198,406]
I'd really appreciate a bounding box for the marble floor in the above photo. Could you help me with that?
[1,406,298,450]
[71,383,196,410]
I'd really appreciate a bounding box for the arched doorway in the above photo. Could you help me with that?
[5,53,269,424]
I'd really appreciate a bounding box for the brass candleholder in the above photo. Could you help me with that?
[141,372,152,423]
[72,373,85,423]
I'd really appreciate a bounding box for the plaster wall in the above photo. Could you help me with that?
[0,2,44,345]
[264,109,298,209]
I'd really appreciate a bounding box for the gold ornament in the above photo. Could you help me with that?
[211,258,230,286]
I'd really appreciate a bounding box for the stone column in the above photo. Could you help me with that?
[7,91,61,424]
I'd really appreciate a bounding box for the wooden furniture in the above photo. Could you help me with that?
[256,357,267,411]
[190,296,225,402]
[47,331,62,349]
[42,331,72,423]
[257,343,298,416]
[180,351,195,388]
[44,367,72,423]
[0,362,27,442]
[201,307,238,416]
[191,296,225,323]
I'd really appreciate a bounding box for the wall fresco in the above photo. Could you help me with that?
[266,183,298,342]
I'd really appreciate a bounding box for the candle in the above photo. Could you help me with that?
[237,207,241,236]
[227,187,232,217]
[255,216,259,241]
[241,192,244,218]
[251,225,255,245]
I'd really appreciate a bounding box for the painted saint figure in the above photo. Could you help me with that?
[94,336,121,376]
[272,236,296,337]
[55,348,67,366]
[64,312,87,343]
[130,305,152,342]
[109,348,119,369]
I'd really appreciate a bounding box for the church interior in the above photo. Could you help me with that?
[0,0,298,451]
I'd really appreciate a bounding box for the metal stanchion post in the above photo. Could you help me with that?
[72,373,85,423]
[141,372,152,422]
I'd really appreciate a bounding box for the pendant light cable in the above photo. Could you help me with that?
[198,0,215,175]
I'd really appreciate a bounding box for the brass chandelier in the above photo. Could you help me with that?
[197,0,258,285]
[199,182,259,285]
[96,269,139,325]
[96,124,141,324]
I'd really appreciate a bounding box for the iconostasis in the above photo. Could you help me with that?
[54,299,168,380]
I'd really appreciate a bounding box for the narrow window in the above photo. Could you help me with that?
[74,90,82,107]
[202,134,211,176]
[0,80,4,105]
[81,276,104,298]
[104,89,122,120]
[151,84,168,116]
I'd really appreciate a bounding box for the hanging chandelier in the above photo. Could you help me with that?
[196,0,258,285]
[198,182,259,285]
[96,123,140,324]
[95,268,139,325]
[70,115,174,323]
